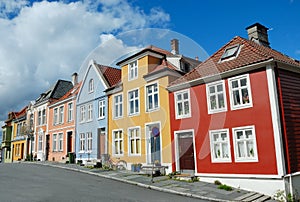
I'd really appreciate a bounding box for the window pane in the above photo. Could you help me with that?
[209,86,215,94]
[218,94,225,108]
[232,80,238,88]
[240,78,247,87]
[233,90,240,105]
[177,94,182,101]
[210,95,216,109]
[217,84,223,92]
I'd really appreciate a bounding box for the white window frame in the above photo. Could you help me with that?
[87,132,92,152]
[38,111,42,125]
[53,134,57,151]
[88,79,94,93]
[80,106,85,123]
[58,133,63,151]
[128,88,140,116]
[58,106,64,124]
[53,108,58,125]
[98,100,105,119]
[128,60,138,81]
[206,80,227,114]
[228,74,253,110]
[38,135,43,151]
[232,125,258,162]
[174,89,191,119]
[87,103,93,121]
[67,102,73,122]
[112,129,123,156]
[209,129,231,163]
[128,126,141,156]
[42,109,46,125]
[113,93,123,119]
[79,133,85,152]
[145,82,159,112]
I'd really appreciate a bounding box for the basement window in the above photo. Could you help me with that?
[220,44,240,61]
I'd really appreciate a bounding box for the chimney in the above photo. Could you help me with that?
[72,72,78,85]
[246,23,270,47]
[171,39,179,54]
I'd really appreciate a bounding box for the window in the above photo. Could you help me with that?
[206,81,227,114]
[38,135,43,151]
[220,44,240,61]
[128,89,139,115]
[229,74,252,110]
[38,111,42,125]
[53,134,57,151]
[209,129,231,162]
[17,123,22,137]
[175,89,191,119]
[98,100,105,119]
[146,83,159,111]
[53,108,58,125]
[87,104,93,121]
[59,106,64,124]
[113,94,123,119]
[113,130,123,156]
[58,133,63,151]
[87,132,92,152]
[128,60,138,80]
[128,127,141,155]
[233,126,258,162]
[88,79,94,93]
[67,102,73,122]
[42,109,46,124]
[79,133,85,152]
[80,106,85,122]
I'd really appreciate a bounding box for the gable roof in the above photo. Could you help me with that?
[35,80,73,105]
[116,45,173,66]
[168,36,300,90]
[95,63,121,87]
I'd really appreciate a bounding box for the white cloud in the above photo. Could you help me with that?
[0,0,170,120]
[0,0,29,18]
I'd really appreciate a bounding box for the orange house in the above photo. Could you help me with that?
[47,76,81,162]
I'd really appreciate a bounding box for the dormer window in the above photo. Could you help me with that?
[128,60,138,81]
[220,44,240,61]
[88,79,94,93]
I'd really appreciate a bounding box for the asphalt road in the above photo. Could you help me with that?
[0,163,205,202]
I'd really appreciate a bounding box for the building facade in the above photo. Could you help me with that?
[11,106,28,162]
[107,42,200,172]
[76,60,120,164]
[48,74,80,162]
[168,23,300,196]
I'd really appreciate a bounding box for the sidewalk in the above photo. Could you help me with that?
[32,162,276,202]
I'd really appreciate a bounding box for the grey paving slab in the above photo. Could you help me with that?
[30,162,274,202]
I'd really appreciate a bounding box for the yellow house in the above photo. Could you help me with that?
[11,106,28,162]
[106,40,200,173]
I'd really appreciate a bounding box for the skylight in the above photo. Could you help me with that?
[220,44,240,61]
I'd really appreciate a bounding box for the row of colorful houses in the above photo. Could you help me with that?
[1,23,300,197]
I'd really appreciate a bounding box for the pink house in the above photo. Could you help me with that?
[47,74,81,162]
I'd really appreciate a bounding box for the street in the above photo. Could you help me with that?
[0,163,205,202]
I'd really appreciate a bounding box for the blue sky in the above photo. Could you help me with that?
[0,0,299,124]
[134,0,300,60]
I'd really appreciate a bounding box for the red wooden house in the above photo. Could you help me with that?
[167,23,300,196]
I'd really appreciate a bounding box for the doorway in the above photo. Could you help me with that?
[175,131,195,173]
[146,122,161,165]
[67,131,73,153]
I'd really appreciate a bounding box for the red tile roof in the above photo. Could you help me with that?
[150,59,178,73]
[95,64,121,87]
[169,36,300,87]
